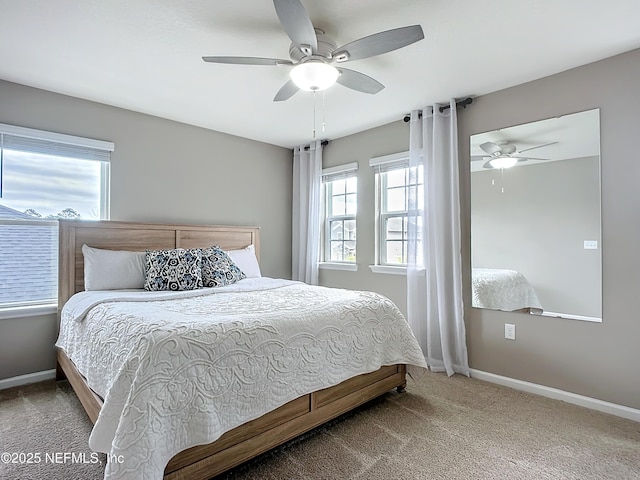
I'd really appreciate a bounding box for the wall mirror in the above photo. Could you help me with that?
[470,109,601,322]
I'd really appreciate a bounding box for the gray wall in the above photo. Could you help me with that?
[321,48,640,410]
[471,157,601,317]
[319,120,410,315]
[3,46,640,409]
[0,80,292,380]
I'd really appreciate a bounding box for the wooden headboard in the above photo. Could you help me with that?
[58,219,260,312]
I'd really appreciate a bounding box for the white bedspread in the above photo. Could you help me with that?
[56,278,427,480]
[472,268,543,313]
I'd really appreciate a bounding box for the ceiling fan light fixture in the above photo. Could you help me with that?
[489,156,518,169]
[290,61,339,91]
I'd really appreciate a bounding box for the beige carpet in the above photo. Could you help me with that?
[1,372,638,480]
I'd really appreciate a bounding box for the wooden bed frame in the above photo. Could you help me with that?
[56,219,407,480]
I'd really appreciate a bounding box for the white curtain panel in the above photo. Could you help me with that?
[292,140,322,285]
[407,100,469,377]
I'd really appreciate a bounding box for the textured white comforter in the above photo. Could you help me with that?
[472,268,543,313]
[56,278,427,480]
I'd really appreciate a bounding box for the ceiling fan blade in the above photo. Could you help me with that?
[479,141,502,156]
[273,0,317,54]
[517,141,558,154]
[332,25,424,63]
[336,68,384,94]
[273,79,300,102]
[471,155,489,162]
[202,56,292,66]
[513,156,549,162]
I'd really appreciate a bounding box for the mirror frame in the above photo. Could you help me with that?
[470,109,602,322]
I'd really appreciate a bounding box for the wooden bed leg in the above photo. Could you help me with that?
[396,364,407,393]
[56,360,67,381]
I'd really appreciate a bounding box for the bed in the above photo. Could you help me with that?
[55,219,427,480]
[472,267,543,314]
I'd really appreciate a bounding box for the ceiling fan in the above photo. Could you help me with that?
[202,0,424,101]
[472,141,558,169]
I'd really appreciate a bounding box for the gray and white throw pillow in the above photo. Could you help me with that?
[201,245,246,287]
[144,248,202,291]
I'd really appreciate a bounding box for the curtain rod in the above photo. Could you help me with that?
[403,97,473,122]
[301,140,329,151]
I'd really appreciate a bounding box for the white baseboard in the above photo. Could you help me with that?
[2,368,638,423]
[470,369,640,423]
[0,369,57,391]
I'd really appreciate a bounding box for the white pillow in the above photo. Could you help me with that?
[226,244,261,278]
[82,244,146,291]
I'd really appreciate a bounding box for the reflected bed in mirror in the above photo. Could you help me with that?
[470,109,602,322]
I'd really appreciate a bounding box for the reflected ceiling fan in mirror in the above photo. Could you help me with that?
[471,141,558,169]
[202,0,424,101]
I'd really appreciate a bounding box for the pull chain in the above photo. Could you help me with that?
[491,170,506,193]
[322,90,326,133]
[310,90,327,139]
[312,90,317,139]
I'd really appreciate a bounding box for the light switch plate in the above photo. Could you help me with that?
[584,240,598,249]
[505,323,516,340]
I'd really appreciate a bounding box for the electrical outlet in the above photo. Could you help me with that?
[504,323,516,340]
[584,240,598,250]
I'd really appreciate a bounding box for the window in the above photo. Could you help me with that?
[321,163,358,264]
[371,152,423,267]
[0,124,112,312]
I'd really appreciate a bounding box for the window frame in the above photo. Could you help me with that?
[370,151,423,269]
[320,162,358,267]
[0,123,113,315]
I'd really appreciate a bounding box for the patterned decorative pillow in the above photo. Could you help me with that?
[201,245,246,287]
[144,248,203,291]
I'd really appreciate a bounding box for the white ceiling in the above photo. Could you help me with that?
[1,1,639,149]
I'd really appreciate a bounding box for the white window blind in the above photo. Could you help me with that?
[0,123,114,161]
[322,161,358,182]
[369,151,409,173]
